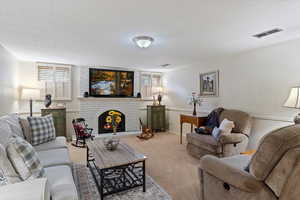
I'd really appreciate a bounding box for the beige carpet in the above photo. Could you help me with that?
[68,133,201,200]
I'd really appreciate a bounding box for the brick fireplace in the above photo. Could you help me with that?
[78,97,142,134]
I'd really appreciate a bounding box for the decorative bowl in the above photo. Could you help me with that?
[103,136,120,151]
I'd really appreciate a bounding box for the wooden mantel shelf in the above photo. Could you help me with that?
[77,96,143,101]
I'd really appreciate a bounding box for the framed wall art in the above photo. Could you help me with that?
[199,70,219,97]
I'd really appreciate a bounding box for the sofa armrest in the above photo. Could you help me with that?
[218,133,247,145]
[199,155,263,192]
[0,178,50,200]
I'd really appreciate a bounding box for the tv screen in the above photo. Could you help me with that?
[89,68,134,97]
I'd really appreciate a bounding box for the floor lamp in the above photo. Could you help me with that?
[21,88,40,117]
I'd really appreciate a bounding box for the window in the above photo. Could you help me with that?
[37,63,72,100]
[140,72,162,99]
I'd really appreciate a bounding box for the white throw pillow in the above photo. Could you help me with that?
[219,118,235,135]
[0,114,24,138]
[6,136,45,181]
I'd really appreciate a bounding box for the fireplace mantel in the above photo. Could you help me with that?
[77,97,143,101]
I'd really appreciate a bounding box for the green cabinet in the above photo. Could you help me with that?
[147,105,166,132]
[41,108,67,139]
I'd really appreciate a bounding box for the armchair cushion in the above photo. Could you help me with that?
[200,155,262,192]
[186,133,220,153]
[218,133,247,145]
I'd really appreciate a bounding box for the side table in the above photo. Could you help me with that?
[180,114,207,144]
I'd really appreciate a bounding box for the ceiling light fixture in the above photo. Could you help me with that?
[133,36,154,48]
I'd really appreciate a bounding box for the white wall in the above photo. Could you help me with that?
[0,45,19,116]
[164,39,300,149]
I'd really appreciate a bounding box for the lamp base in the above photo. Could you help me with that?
[294,113,300,124]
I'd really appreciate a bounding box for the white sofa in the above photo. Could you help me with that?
[0,114,78,200]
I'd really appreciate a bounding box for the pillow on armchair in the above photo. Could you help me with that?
[212,118,235,140]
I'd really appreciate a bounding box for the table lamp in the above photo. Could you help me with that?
[21,88,40,116]
[284,86,300,124]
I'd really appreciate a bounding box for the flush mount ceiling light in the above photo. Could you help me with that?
[132,36,154,48]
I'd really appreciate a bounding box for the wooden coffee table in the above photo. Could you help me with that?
[86,138,147,200]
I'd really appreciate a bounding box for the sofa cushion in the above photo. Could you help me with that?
[28,115,56,146]
[186,133,220,153]
[0,144,21,185]
[37,148,71,167]
[249,124,300,180]
[34,137,67,152]
[219,109,251,134]
[6,136,45,180]
[45,165,78,200]
[0,114,24,138]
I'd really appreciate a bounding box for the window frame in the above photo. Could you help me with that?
[140,71,163,100]
[36,62,72,101]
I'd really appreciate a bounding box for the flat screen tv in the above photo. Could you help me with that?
[89,68,134,97]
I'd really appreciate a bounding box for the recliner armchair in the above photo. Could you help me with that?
[186,109,252,158]
[199,124,300,200]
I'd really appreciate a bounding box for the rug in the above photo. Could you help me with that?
[73,164,172,200]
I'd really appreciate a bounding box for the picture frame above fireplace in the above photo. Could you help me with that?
[89,68,134,97]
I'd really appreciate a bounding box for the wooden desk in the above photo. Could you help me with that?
[180,114,207,144]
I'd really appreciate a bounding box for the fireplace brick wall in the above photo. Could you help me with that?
[79,98,141,133]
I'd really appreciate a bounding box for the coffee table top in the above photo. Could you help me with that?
[87,138,147,169]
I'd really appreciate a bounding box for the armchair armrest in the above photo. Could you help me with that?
[199,155,263,192]
[218,133,247,145]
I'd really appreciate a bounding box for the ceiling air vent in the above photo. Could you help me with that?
[161,64,170,68]
[253,28,283,38]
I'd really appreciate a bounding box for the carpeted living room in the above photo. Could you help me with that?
[1,1,300,200]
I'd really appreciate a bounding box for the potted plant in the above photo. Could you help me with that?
[188,92,202,116]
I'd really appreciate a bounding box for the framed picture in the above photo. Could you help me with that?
[199,70,219,97]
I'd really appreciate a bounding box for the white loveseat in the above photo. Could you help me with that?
[0,114,78,200]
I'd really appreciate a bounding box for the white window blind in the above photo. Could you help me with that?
[140,72,162,99]
[37,63,72,100]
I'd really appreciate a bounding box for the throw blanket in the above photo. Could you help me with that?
[195,107,224,134]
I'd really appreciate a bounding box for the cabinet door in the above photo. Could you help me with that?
[150,106,165,131]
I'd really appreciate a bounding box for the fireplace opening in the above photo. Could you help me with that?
[98,110,125,134]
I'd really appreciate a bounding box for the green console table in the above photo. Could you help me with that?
[41,108,67,139]
[147,105,166,132]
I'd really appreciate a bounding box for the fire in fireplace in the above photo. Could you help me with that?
[98,110,125,134]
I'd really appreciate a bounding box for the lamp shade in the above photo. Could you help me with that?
[21,88,40,100]
[152,86,164,94]
[284,87,300,108]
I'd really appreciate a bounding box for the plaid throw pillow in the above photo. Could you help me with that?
[6,136,45,180]
[28,115,56,146]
